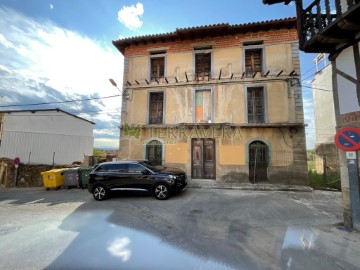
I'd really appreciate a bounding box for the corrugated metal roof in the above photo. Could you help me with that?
[0,108,95,125]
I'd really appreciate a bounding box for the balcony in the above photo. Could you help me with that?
[263,0,360,54]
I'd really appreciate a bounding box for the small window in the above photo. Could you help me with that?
[195,47,211,81]
[247,87,265,123]
[245,49,262,76]
[195,90,211,123]
[150,57,165,81]
[150,51,165,81]
[128,164,144,173]
[149,92,164,124]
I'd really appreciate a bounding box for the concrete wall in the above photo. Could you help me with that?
[312,64,336,144]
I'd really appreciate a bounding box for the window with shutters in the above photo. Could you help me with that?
[149,92,164,124]
[150,50,165,81]
[195,47,212,81]
[150,57,165,81]
[244,42,263,77]
[195,89,212,123]
[247,87,265,123]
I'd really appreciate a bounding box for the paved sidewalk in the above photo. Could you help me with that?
[188,179,314,192]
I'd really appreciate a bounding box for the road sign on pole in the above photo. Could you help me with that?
[334,127,360,151]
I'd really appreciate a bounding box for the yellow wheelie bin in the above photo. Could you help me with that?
[41,169,65,190]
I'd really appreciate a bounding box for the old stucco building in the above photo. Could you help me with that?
[112,18,308,184]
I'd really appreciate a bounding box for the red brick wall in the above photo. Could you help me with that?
[124,29,298,57]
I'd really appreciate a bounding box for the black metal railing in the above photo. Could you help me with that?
[300,0,358,43]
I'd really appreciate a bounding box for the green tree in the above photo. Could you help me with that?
[93,148,106,156]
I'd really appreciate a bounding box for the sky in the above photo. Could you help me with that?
[0,0,322,149]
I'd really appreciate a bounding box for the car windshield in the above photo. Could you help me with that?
[140,161,166,172]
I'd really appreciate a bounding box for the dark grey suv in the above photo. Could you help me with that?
[88,160,187,200]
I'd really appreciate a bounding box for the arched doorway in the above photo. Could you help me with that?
[146,140,163,166]
[249,141,269,183]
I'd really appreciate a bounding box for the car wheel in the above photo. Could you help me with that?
[154,183,170,200]
[93,185,108,201]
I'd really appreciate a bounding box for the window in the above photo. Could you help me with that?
[128,164,145,173]
[149,92,164,124]
[97,164,128,172]
[195,90,211,123]
[244,42,263,77]
[195,47,212,81]
[150,51,165,81]
[247,87,265,123]
[150,57,165,81]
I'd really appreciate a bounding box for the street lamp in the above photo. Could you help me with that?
[109,78,122,94]
[109,78,131,100]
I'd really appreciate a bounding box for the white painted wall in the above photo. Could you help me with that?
[0,110,94,164]
[312,64,336,144]
[336,43,360,115]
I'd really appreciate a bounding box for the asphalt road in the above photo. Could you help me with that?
[0,187,359,270]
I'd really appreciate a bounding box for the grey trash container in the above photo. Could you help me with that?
[63,168,80,189]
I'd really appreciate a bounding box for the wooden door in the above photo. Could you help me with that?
[249,141,268,182]
[146,140,162,166]
[192,139,215,179]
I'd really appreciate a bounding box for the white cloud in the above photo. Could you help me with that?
[0,8,124,96]
[0,7,124,149]
[0,64,12,73]
[0,33,16,49]
[117,3,144,30]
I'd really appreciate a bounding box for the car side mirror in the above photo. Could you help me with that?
[141,169,150,175]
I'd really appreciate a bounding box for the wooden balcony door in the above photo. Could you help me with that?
[191,138,215,179]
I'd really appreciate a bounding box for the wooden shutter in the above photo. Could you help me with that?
[195,53,211,80]
[149,92,164,124]
[151,57,165,81]
[247,87,264,123]
[245,49,262,75]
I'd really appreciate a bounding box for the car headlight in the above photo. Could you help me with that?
[167,175,176,184]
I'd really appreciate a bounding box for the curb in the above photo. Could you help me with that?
[188,183,313,192]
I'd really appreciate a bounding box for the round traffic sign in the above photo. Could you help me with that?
[334,127,360,151]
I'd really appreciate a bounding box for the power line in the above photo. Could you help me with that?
[301,73,315,83]
[301,65,316,77]
[0,94,121,108]
[302,85,332,92]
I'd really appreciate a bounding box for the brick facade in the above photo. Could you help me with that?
[124,29,298,57]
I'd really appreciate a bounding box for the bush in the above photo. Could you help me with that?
[308,170,341,190]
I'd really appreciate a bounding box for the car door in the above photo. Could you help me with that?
[105,163,129,190]
[126,164,153,191]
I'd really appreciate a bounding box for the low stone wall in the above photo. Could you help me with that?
[0,158,75,188]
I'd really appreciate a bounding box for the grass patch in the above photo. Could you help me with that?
[308,170,341,190]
